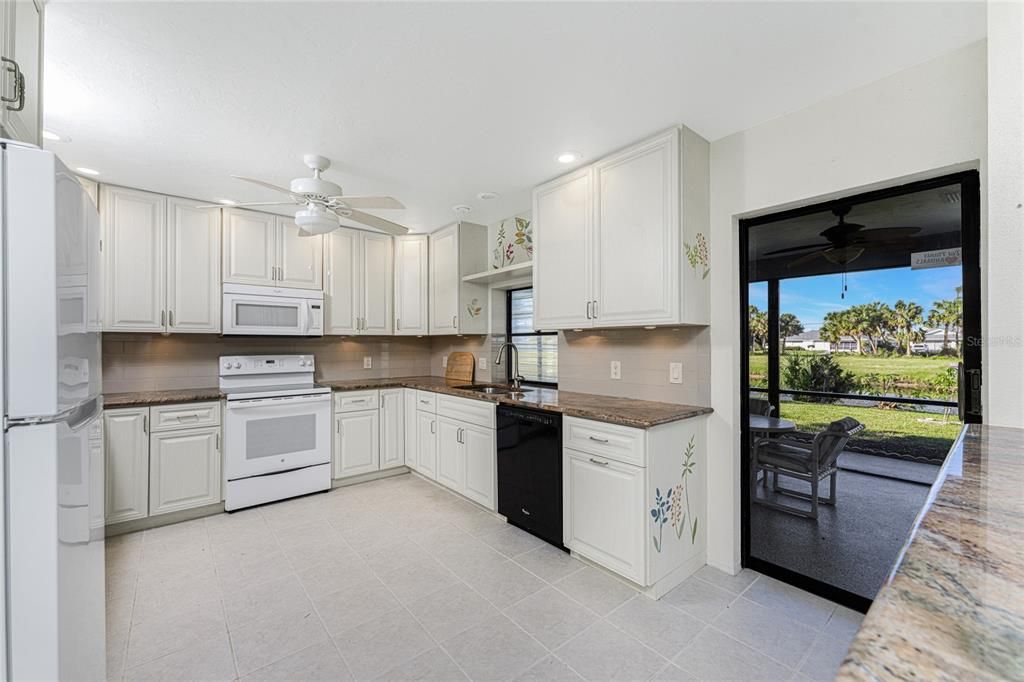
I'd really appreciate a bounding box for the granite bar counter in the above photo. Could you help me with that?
[837,424,1024,681]
[103,387,224,408]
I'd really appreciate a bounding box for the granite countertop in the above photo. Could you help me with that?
[103,387,224,408]
[320,376,712,428]
[837,424,1024,681]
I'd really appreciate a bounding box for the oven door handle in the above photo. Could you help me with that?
[226,394,331,409]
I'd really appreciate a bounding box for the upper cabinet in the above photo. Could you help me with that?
[0,0,42,145]
[429,221,488,335]
[223,209,323,290]
[102,186,221,333]
[325,228,392,335]
[393,235,429,335]
[533,127,710,330]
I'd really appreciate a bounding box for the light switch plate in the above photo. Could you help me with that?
[442,354,448,367]
[363,356,372,369]
[478,356,488,370]
[669,362,683,384]
[610,360,621,380]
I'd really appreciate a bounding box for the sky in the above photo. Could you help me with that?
[749,265,961,331]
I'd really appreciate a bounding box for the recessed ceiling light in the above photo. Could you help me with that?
[477,192,499,201]
[42,129,69,142]
[75,167,100,176]
[557,151,581,164]
[216,198,238,205]
[452,204,472,214]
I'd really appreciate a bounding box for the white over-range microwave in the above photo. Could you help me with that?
[222,283,324,336]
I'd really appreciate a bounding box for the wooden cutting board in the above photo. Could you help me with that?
[445,352,475,384]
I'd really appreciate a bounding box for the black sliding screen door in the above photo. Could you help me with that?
[739,170,981,612]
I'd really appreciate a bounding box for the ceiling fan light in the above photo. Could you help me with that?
[823,246,865,265]
[294,205,339,235]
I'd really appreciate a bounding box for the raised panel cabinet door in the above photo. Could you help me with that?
[148,426,221,516]
[403,390,419,472]
[563,448,645,584]
[416,412,438,479]
[104,408,150,524]
[2,0,41,144]
[361,233,393,334]
[593,129,680,327]
[222,208,276,286]
[278,217,324,290]
[533,167,594,329]
[462,424,495,510]
[325,228,360,334]
[435,417,465,493]
[428,225,459,334]
[380,389,404,469]
[102,186,166,331]
[167,198,221,333]
[335,410,380,478]
[393,235,429,335]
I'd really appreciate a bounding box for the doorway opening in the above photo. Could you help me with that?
[739,171,981,611]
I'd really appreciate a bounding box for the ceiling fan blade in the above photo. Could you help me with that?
[332,196,405,210]
[851,226,922,242]
[194,201,296,209]
[763,242,832,257]
[343,209,410,235]
[786,249,828,268]
[230,175,297,196]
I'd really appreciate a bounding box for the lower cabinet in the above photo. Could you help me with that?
[104,402,224,526]
[462,423,496,509]
[424,396,496,510]
[403,389,419,472]
[415,410,438,479]
[380,388,405,469]
[149,426,221,516]
[436,417,464,490]
[334,409,380,478]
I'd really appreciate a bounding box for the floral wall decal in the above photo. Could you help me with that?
[649,435,699,552]
[466,298,483,318]
[684,232,710,280]
[492,214,533,269]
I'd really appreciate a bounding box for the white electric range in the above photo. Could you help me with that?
[220,355,332,510]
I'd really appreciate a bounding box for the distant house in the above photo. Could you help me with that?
[783,330,832,352]
[918,327,961,354]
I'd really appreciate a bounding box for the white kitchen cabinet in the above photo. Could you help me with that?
[166,197,221,332]
[462,423,496,509]
[325,228,392,335]
[0,0,43,145]
[428,222,488,335]
[223,209,323,290]
[102,186,166,332]
[102,187,221,333]
[104,407,150,524]
[415,411,437,479]
[333,410,380,478]
[436,417,464,491]
[380,388,404,469]
[403,389,419,472]
[278,217,324,290]
[564,448,645,583]
[394,235,429,335]
[149,426,221,516]
[533,126,710,329]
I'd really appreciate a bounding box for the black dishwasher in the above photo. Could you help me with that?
[496,405,564,549]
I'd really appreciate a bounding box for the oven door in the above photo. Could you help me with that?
[223,292,316,336]
[224,393,332,480]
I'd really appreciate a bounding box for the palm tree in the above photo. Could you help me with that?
[928,299,959,352]
[778,313,804,354]
[748,305,768,351]
[891,300,924,356]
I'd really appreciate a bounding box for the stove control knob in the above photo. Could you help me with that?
[234,362,242,369]
[223,361,232,369]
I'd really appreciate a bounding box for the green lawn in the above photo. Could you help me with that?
[749,350,958,394]
[778,401,960,460]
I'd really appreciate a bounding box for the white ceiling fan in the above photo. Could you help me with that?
[199,154,410,236]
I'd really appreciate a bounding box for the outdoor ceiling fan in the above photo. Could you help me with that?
[198,154,410,236]
[764,206,921,268]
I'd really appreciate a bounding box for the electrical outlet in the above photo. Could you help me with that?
[669,362,683,384]
[363,356,372,369]
[610,360,621,380]
[442,354,448,367]
[478,356,488,370]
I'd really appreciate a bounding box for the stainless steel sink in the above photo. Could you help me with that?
[454,385,533,396]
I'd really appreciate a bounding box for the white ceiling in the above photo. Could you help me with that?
[43,1,985,233]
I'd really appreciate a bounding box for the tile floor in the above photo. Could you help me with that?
[106,473,863,681]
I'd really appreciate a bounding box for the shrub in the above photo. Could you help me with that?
[783,354,859,401]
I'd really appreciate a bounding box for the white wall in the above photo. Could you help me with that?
[706,41,987,572]
[985,2,1024,428]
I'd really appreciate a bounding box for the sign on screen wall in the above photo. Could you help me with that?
[911,247,962,270]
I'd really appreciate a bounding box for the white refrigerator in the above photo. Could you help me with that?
[1,141,105,680]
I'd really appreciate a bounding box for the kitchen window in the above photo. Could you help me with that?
[506,288,557,386]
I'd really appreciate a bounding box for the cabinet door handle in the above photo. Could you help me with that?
[419,399,430,405]
[396,318,401,331]
[430,420,436,434]
[457,428,464,444]
[452,315,457,329]
[592,300,598,318]
[0,58,19,104]
[586,301,592,320]
[588,435,610,443]
[142,415,148,434]
[215,433,220,452]
[336,421,340,434]
[160,310,166,327]
[168,310,174,327]
[589,457,609,466]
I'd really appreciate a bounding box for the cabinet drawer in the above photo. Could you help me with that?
[564,417,645,466]
[437,394,495,429]
[415,390,437,413]
[150,401,221,432]
[334,390,380,413]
